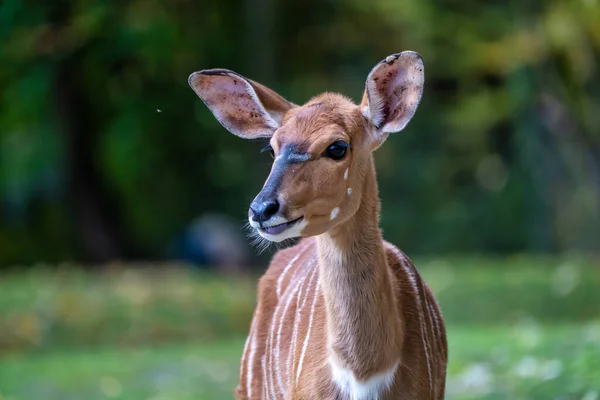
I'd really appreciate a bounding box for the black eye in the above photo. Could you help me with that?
[325,141,349,160]
[261,144,275,159]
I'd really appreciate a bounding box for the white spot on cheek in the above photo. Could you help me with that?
[330,207,340,221]
[347,188,352,196]
[344,169,348,180]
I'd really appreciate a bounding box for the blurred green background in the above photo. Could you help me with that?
[0,0,599,399]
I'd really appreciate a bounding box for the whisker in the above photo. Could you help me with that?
[244,222,275,255]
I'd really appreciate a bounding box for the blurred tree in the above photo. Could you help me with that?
[0,0,598,267]
[50,1,132,262]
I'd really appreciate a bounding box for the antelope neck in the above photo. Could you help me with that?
[315,159,402,380]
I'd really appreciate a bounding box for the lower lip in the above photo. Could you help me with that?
[260,217,303,235]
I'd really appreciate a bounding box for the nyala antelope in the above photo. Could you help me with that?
[189,51,447,400]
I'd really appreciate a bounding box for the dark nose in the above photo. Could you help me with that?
[250,199,280,223]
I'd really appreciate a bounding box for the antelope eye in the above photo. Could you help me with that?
[325,141,349,161]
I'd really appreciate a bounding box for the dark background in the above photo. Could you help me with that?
[2,0,599,268]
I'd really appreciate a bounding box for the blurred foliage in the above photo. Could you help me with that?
[0,265,256,352]
[0,256,598,353]
[0,0,599,265]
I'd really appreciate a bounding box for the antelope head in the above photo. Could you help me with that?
[189,52,424,243]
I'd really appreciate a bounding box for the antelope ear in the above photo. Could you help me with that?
[360,51,425,141]
[189,69,295,139]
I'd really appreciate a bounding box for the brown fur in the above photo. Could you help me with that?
[189,52,448,399]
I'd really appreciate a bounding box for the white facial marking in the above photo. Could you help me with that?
[329,357,399,400]
[261,215,289,228]
[287,152,311,163]
[258,218,307,243]
[248,217,259,229]
[344,169,349,180]
[249,215,308,243]
[347,187,353,196]
[330,207,340,221]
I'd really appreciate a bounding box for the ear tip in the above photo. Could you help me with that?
[383,51,424,67]
[188,69,238,88]
[401,50,423,59]
[188,71,201,88]
[400,51,425,68]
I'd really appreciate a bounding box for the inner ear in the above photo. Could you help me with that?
[361,51,425,135]
[189,70,295,139]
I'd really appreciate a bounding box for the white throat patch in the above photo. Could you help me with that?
[329,358,399,400]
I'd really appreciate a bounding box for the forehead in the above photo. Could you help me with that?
[273,95,361,150]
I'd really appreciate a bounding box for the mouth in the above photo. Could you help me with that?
[259,216,304,235]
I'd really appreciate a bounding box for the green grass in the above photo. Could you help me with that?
[446,323,600,399]
[1,324,599,399]
[0,339,245,400]
[0,256,599,399]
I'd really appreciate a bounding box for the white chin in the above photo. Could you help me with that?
[251,218,307,243]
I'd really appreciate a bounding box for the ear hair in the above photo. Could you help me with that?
[361,51,425,139]
[189,69,295,139]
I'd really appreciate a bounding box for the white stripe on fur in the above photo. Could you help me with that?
[296,275,320,384]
